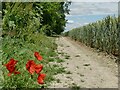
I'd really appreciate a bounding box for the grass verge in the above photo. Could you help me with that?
[1,33,65,88]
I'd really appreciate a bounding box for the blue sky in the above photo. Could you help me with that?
[65,2,118,31]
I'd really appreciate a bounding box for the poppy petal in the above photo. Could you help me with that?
[35,64,43,74]
[8,73,12,76]
[26,60,36,70]
[26,60,36,75]
[29,66,35,75]
[34,52,43,61]
[7,66,15,73]
[37,73,46,84]
[4,58,18,74]
[40,73,46,79]
[37,77,44,84]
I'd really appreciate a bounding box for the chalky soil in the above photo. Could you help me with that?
[49,37,118,88]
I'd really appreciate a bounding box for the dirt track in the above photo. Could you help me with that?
[49,37,118,88]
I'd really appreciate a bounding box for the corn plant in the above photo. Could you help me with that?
[65,16,119,56]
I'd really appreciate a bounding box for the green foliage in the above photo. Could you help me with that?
[2,2,42,38]
[2,2,71,36]
[40,2,71,36]
[64,16,119,56]
[1,33,65,88]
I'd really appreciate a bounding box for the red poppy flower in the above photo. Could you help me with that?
[34,52,43,61]
[35,64,43,74]
[4,58,20,76]
[4,58,17,67]
[26,60,43,75]
[8,73,12,76]
[26,60,36,75]
[37,73,46,84]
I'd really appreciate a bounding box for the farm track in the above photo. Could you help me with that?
[49,37,118,88]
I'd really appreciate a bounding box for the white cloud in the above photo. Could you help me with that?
[84,23,89,25]
[67,20,74,23]
[68,2,118,15]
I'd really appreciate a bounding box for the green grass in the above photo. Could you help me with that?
[56,58,65,63]
[65,71,72,74]
[1,33,65,88]
[64,55,70,59]
[69,83,80,90]
[56,79,61,83]
[57,52,64,56]
[47,58,55,62]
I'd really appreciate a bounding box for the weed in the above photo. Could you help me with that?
[69,83,80,90]
[64,55,70,59]
[79,74,84,77]
[56,79,61,83]
[81,80,85,82]
[66,45,70,47]
[56,58,64,63]
[76,66,79,69]
[75,55,80,57]
[66,71,72,74]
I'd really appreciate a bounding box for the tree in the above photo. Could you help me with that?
[2,2,71,37]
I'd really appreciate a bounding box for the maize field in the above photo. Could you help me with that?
[64,16,119,56]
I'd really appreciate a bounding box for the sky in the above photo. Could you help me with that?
[65,2,118,31]
[67,0,120,2]
[1,0,120,2]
